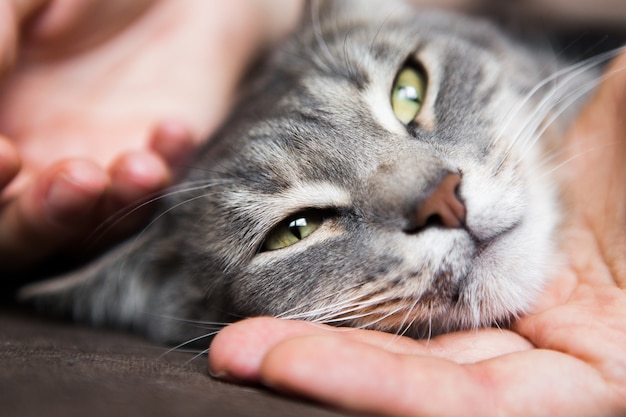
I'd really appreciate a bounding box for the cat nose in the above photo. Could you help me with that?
[413,173,466,230]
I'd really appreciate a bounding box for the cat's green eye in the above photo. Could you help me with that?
[262,211,324,252]
[391,66,427,125]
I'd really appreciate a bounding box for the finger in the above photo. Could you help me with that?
[0,159,107,271]
[261,335,490,417]
[209,318,347,382]
[149,121,197,174]
[107,150,171,208]
[96,150,171,240]
[0,135,20,189]
[208,317,532,382]
[260,336,611,417]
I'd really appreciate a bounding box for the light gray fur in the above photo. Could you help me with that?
[20,0,606,343]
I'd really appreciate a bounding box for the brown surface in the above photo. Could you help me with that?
[0,306,350,417]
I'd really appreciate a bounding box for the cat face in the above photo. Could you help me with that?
[23,2,590,342]
[202,6,564,337]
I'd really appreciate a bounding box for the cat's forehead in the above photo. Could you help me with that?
[242,12,513,145]
[279,14,507,125]
[206,8,544,201]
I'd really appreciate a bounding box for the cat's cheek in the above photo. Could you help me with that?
[460,224,556,326]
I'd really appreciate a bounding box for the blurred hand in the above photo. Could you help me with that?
[0,0,302,271]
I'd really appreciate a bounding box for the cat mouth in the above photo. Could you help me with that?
[465,217,523,254]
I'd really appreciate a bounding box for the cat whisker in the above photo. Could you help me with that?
[534,146,574,173]
[112,191,221,285]
[363,9,397,78]
[315,297,409,330]
[499,83,569,168]
[283,292,396,325]
[163,348,207,355]
[341,27,361,85]
[309,0,338,73]
[494,59,579,151]
[350,303,412,333]
[382,300,421,348]
[278,300,363,321]
[492,319,504,333]
[516,73,604,163]
[426,302,434,344]
[320,297,400,323]
[519,55,625,167]
[275,282,374,319]
[148,314,232,330]
[539,141,620,180]
[182,348,210,367]
[159,331,219,360]
[281,294,389,322]
[495,47,624,171]
[497,46,622,147]
[318,310,383,324]
[86,179,230,249]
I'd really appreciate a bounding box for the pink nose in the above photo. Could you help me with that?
[415,173,466,229]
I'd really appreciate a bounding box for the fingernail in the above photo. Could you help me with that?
[208,367,231,381]
[108,153,169,208]
[125,153,167,186]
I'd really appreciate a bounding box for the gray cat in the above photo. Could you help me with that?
[21,0,611,344]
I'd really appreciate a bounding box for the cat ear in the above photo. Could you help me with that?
[18,226,200,342]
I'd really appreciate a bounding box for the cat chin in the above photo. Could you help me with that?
[460,219,557,324]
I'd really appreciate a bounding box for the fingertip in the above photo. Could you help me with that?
[208,317,341,384]
[209,317,307,383]
[149,121,197,171]
[108,151,170,206]
[0,159,108,269]
[43,159,109,225]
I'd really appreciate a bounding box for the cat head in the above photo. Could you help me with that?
[22,1,591,343]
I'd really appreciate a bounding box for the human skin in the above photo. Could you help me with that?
[0,0,303,271]
[208,51,626,417]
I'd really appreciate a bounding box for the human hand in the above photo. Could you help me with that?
[208,51,626,416]
[0,0,302,272]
